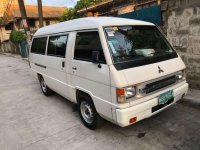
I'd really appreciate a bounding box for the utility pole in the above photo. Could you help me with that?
[37,0,43,28]
[134,0,137,11]
[112,0,116,16]
[18,0,31,57]
[18,0,30,31]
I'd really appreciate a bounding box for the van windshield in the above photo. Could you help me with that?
[104,26,178,70]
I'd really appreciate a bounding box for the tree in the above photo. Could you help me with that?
[60,0,105,22]
[59,8,80,22]
[75,0,104,11]
[59,9,67,21]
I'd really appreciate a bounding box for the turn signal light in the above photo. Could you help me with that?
[116,88,125,103]
[116,88,125,96]
[129,117,137,124]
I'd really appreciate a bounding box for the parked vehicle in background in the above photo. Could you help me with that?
[29,17,188,129]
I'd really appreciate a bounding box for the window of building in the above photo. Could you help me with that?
[31,37,47,55]
[47,35,68,58]
[74,31,106,63]
[28,19,35,27]
[46,20,50,26]
[5,23,13,30]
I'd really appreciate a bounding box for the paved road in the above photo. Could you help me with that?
[0,54,200,150]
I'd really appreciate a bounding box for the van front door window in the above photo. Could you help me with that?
[74,31,106,64]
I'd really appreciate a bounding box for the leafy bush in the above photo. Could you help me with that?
[10,30,26,44]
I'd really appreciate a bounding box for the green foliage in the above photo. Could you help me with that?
[60,0,105,22]
[59,8,79,22]
[10,30,26,44]
[75,0,103,10]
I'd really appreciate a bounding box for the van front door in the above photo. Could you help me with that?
[70,31,112,119]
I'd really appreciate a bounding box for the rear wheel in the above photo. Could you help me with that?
[78,94,103,130]
[39,76,53,96]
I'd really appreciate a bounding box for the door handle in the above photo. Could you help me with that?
[72,67,77,70]
[62,61,65,68]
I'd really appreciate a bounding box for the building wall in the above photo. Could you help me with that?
[0,41,18,53]
[0,26,18,54]
[162,0,200,89]
[34,19,59,28]
[0,26,11,42]
[0,18,59,41]
[117,5,134,15]
[0,18,59,53]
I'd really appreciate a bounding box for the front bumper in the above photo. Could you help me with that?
[115,82,188,127]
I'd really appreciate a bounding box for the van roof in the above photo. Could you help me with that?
[34,17,155,36]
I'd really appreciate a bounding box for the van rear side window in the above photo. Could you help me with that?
[74,31,106,63]
[47,35,68,58]
[31,37,47,55]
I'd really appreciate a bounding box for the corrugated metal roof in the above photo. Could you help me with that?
[10,5,66,18]
[1,3,66,25]
[0,0,9,17]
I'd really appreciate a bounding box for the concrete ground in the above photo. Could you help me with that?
[0,54,200,150]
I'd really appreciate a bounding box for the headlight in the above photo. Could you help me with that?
[176,70,184,80]
[125,86,136,99]
[116,86,136,103]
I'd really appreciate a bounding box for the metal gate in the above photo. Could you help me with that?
[119,5,162,25]
[19,41,28,58]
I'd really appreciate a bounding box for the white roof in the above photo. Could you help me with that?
[34,17,154,36]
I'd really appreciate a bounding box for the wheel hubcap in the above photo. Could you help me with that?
[80,101,94,124]
[41,79,47,93]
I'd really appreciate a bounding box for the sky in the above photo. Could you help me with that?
[25,0,79,8]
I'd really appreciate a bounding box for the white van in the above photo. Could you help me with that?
[29,17,188,129]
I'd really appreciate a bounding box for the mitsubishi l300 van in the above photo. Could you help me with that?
[29,17,188,129]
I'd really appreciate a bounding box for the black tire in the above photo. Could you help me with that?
[39,76,53,96]
[78,94,103,130]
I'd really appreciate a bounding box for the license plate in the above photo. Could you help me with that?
[158,90,173,105]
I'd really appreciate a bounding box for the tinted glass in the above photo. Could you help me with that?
[31,37,47,54]
[74,31,106,63]
[47,35,68,58]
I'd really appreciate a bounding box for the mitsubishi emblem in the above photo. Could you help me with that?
[158,66,164,73]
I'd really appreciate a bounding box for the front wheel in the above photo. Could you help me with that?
[78,95,103,130]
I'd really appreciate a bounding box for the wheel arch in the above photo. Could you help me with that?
[37,73,43,81]
[76,88,94,104]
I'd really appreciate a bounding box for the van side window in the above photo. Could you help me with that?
[74,31,106,63]
[47,35,68,58]
[31,37,47,55]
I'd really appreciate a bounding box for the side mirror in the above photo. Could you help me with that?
[92,51,99,63]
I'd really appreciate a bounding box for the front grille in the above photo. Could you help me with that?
[143,75,177,94]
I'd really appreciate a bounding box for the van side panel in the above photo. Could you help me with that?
[44,55,71,99]
[30,53,47,79]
